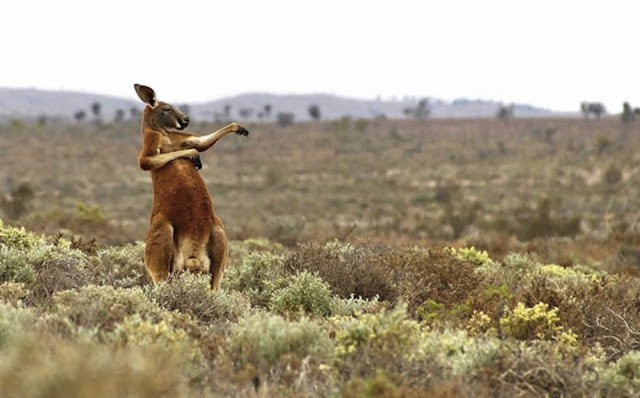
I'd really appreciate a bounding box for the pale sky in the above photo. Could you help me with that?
[2,0,638,112]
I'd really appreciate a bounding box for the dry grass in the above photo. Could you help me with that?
[2,118,640,255]
[2,117,640,396]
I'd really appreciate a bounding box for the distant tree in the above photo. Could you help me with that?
[74,110,87,122]
[264,104,272,118]
[308,104,321,121]
[91,101,102,121]
[224,105,232,118]
[404,98,430,119]
[114,109,126,123]
[496,104,514,120]
[580,102,606,119]
[622,102,634,123]
[276,112,295,127]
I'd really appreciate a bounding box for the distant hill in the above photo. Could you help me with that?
[0,87,560,123]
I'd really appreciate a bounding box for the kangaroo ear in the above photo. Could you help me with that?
[134,84,158,108]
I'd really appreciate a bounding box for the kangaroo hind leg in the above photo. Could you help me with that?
[208,221,229,291]
[145,214,175,284]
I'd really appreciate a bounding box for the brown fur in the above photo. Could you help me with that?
[134,84,248,290]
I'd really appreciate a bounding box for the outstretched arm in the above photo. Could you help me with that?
[183,123,249,152]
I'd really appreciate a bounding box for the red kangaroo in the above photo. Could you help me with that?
[134,84,248,290]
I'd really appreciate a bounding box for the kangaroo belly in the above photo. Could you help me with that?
[150,160,214,275]
[150,161,215,224]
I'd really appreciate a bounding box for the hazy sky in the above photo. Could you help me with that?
[2,0,637,112]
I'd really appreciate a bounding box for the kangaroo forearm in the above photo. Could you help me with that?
[186,123,242,152]
[139,149,194,170]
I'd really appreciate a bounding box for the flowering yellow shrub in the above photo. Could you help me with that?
[448,246,493,266]
[499,302,577,345]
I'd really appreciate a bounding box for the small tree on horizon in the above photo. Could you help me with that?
[496,104,514,120]
[404,98,430,120]
[622,102,634,123]
[90,101,102,121]
[74,110,87,122]
[308,104,321,121]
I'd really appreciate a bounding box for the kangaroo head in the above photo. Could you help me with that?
[134,84,190,131]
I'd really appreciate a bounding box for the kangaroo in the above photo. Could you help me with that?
[134,84,248,290]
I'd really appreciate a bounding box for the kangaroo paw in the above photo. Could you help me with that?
[192,156,203,170]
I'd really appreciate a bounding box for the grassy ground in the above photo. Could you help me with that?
[1,117,640,396]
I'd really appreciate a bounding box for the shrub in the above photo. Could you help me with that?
[596,351,640,395]
[330,295,383,317]
[343,370,430,398]
[331,304,422,374]
[499,302,577,345]
[226,311,333,372]
[0,230,90,304]
[51,285,161,333]
[502,252,539,270]
[29,245,90,305]
[266,215,306,246]
[0,282,29,305]
[398,247,481,316]
[223,252,287,307]
[147,273,250,323]
[108,314,207,378]
[415,329,501,378]
[269,271,333,316]
[0,337,188,398]
[229,238,285,258]
[0,246,37,287]
[0,302,35,350]
[284,241,397,302]
[448,246,493,266]
[0,222,44,249]
[603,165,623,185]
[88,242,150,288]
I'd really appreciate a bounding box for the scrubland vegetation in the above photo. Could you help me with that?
[1,117,640,396]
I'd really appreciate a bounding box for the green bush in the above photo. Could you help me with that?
[266,215,306,246]
[0,246,37,287]
[332,304,420,363]
[88,242,150,288]
[269,271,333,316]
[226,311,333,372]
[284,241,397,301]
[0,222,45,249]
[107,314,207,378]
[0,282,29,305]
[0,302,35,350]
[51,285,161,333]
[1,236,90,305]
[147,273,250,323]
[330,294,383,317]
[596,351,640,395]
[223,252,287,307]
[415,329,501,378]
